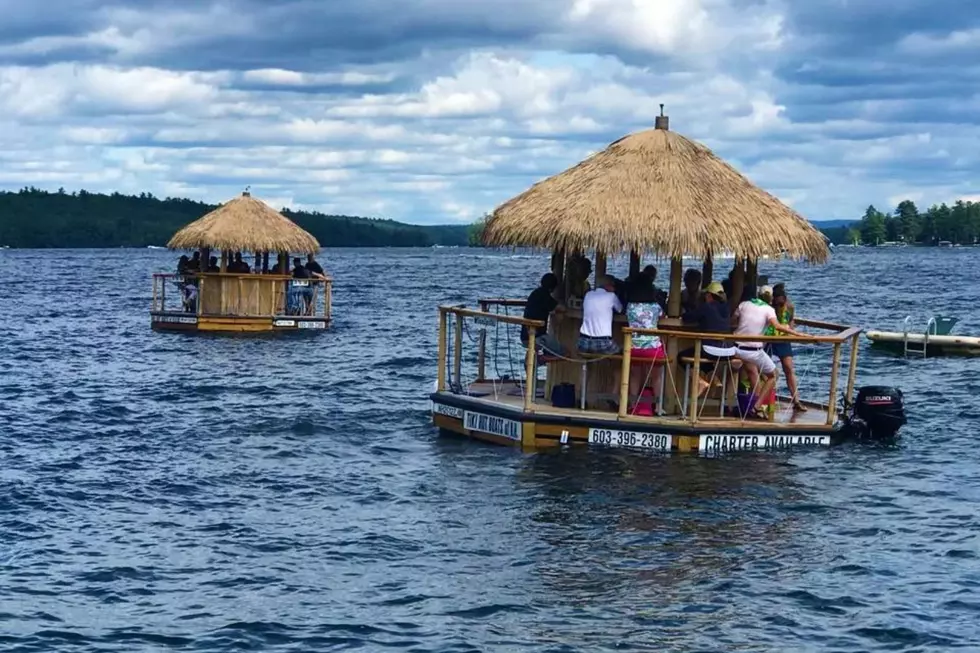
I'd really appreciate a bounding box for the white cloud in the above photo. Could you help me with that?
[0,0,977,224]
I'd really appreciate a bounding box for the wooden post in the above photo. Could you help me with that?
[629,250,641,279]
[220,251,228,273]
[730,257,745,316]
[594,250,607,280]
[667,257,683,317]
[453,313,463,388]
[477,301,488,381]
[262,252,269,273]
[437,309,448,392]
[237,277,243,316]
[845,333,860,406]
[701,253,713,287]
[325,281,332,320]
[524,331,537,412]
[161,278,167,311]
[827,343,842,424]
[152,276,158,311]
[689,339,702,424]
[618,331,633,417]
[746,258,758,296]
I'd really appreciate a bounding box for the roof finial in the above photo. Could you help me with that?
[243,185,251,197]
[655,104,669,131]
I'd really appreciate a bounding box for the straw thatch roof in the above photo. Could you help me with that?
[167,192,320,253]
[483,124,829,262]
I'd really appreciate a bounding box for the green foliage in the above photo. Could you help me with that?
[467,213,490,246]
[860,205,888,244]
[843,198,980,246]
[0,187,471,248]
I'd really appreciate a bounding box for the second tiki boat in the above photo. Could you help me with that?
[430,109,906,454]
[150,191,333,333]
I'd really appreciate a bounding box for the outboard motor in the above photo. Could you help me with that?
[844,386,907,440]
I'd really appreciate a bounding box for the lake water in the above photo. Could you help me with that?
[1,247,979,652]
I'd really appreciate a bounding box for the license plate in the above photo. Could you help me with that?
[588,428,671,452]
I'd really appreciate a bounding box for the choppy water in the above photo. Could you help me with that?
[1,247,979,652]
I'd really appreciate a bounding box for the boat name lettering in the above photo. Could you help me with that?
[698,434,831,452]
[588,428,671,452]
[463,411,521,440]
[152,315,197,324]
[432,402,464,419]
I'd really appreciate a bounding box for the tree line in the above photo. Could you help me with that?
[0,187,470,248]
[821,199,980,245]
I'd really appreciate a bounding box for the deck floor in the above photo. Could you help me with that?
[463,380,832,429]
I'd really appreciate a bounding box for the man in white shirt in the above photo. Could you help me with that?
[578,275,623,354]
[734,286,810,412]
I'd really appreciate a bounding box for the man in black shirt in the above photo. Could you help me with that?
[305,253,324,276]
[521,273,565,356]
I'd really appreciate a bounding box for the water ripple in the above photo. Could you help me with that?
[0,247,979,651]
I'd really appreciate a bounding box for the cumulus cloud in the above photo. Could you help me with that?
[0,0,978,223]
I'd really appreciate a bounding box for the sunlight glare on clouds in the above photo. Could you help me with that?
[0,0,977,223]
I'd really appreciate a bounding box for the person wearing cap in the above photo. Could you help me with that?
[766,283,805,411]
[733,285,810,416]
[681,281,736,394]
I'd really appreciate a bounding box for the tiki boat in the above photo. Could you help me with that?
[430,110,906,454]
[150,191,332,333]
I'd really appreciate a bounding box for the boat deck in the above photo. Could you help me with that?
[462,380,830,427]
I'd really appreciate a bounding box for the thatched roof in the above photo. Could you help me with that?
[483,121,829,263]
[167,192,320,253]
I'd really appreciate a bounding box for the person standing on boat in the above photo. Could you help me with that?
[579,275,623,355]
[625,271,665,414]
[521,272,566,357]
[733,285,809,416]
[305,253,324,276]
[765,284,806,412]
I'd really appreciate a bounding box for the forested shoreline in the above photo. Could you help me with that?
[821,199,980,245]
[0,187,470,248]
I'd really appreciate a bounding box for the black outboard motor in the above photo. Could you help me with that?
[844,386,907,439]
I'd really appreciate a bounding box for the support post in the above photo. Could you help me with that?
[746,258,758,296]
[629,250,641,279]
[437,309,447,392]
[594,250,607,280]
[453,313,463,388]
[618,331,633,418]
[220,251,228,273]
[477,301,488,381]
[701,253,713,288]
[524,331,537,412]
[667,257,683,317]
[689,339,702,424]
[845,333,860,406]
[827,342,842,424]
[730,257,745,316]
[152,276,158,312]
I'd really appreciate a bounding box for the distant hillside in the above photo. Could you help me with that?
[812,219,858,229]
[0,187,470,248]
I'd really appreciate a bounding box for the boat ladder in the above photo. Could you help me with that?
[902,316,937,359]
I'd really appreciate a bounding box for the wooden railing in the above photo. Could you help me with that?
[621,322,862,426]
[438,302,863,427]
[151,273,332,320]
[438,305,543,411]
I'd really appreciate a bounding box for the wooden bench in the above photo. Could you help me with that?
[679,355,743,417]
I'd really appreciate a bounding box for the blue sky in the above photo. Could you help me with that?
[0,0,978,224]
